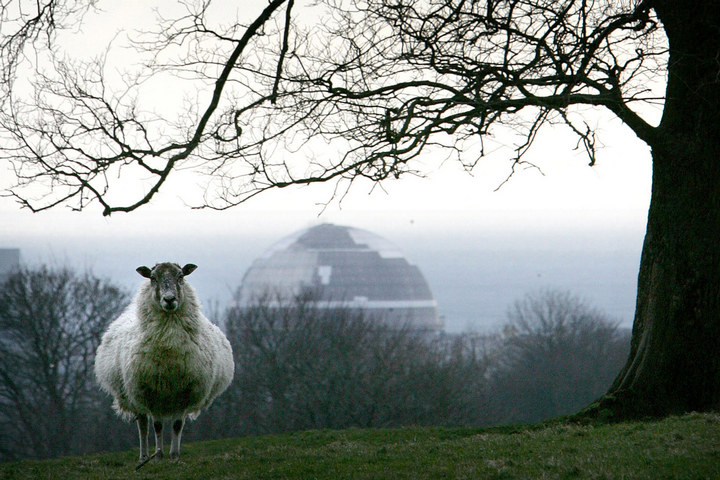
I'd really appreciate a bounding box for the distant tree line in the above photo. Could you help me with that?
[0,265,129,460]
[194,292,490,439]
[0,265,630,462]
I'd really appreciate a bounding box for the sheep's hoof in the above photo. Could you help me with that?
[170,452,180,462]
[154,450,164,462]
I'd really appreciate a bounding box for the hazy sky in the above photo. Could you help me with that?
[1,0,657,227]
[0,0,659,331]
[1,120,652,332]
[1,108,653,238]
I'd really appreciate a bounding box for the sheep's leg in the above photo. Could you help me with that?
[136,414,149,461]
[169,415,185,460]
[152,418,164,460]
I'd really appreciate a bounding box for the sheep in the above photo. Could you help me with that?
[94,262,234,467]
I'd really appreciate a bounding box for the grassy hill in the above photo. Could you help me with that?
[2,413,719,479]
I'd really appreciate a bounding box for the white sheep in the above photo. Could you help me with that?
[94,262,234,467]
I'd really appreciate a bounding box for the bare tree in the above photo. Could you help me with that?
[489,290,629,424]
[198,289,627,435]
[0,265,129,460]
[210,292,490,437]
[2,0,720,419]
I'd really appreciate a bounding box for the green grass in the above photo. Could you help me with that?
[2,413,720,479]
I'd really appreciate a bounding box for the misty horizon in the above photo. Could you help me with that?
[2,214,644,332]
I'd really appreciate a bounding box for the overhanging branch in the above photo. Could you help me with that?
[0,0,667,213]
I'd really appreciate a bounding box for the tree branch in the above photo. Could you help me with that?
[0,0,667,213]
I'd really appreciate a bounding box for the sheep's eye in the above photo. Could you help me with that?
[150,277,157,285]
[177,275,184,283]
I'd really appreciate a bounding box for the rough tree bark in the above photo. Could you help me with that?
[586,0,720,419]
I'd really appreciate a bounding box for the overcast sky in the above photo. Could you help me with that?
[1,109,653,237]
[1,119,652,332]
[1,0,657,229]
[0,0,659,331]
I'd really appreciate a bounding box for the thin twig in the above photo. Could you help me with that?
[135,451,159,471]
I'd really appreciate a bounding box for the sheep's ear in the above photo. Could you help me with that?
[136,266,153,278]
[182,264,198,276]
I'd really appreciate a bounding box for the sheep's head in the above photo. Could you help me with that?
[136,262,197,313]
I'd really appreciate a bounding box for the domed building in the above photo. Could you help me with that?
[237,223,442,331]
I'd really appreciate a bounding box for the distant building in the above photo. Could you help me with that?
[237,223,443,331]
[0,248,20,282]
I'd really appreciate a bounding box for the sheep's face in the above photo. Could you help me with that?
[136,262,197,313]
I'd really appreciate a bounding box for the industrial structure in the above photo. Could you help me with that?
[237,224,442,331]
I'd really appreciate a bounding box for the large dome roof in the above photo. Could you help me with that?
[238,223,442,330]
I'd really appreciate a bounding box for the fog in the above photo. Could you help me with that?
[0,0,654,333]
[0,79,652,332]
[2,207,645,332]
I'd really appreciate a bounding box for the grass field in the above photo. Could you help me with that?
[2,412,719,479]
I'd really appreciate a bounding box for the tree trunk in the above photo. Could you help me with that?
[583,1,720,419]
